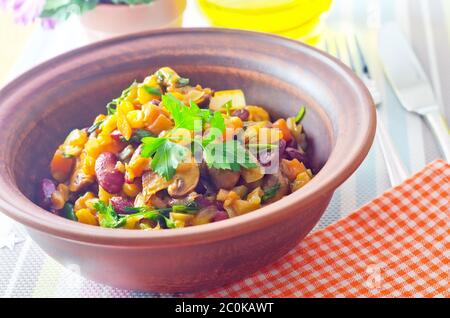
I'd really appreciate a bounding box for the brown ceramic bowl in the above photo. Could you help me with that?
[0,28,375,292]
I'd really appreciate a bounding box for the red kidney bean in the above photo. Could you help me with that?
[286,137,298,149]
[215,200,225,211]
[278,139,287,156]
[95,152,124,194]
[285,147,309,165]
[194,195,215,208]
[110,130,123,142]
[150,99,161,106]
[39,178,56,209]
[197,94,211,108]
[232,109,249,121]
[213,210,229,222]
[110,197,134,214]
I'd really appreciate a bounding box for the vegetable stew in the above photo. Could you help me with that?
[40,67,313,230]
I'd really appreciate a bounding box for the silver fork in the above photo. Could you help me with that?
[325,34,409,186]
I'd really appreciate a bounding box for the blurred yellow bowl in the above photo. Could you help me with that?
[198,0,332,43]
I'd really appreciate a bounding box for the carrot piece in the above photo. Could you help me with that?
[142,103,162,125]
[50,149,75,182]
[273,118,293,142]
[76,208,98,226]
[117,110,132,141]
[147,114,173,135]
[280,159,306,181]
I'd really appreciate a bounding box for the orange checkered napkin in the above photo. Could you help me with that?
[195,160,450,298]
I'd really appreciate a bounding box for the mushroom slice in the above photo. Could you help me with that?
[168,163,200,198]
[208,168,240,190]
[68,158,94,192]
[141,171,171,203]
[184,89,205,104]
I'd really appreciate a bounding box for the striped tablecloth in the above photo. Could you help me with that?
[0,0,447,297]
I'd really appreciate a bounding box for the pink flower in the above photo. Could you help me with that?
[41,17,58,29]
[1,0,46,25]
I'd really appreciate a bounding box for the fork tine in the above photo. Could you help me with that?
[344,36,358,73]
[324,37,330,54]
[323,33,337,58]
[334,37,342,60]
[354,35,372,78]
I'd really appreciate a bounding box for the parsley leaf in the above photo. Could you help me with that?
[203,111,226,147]
[295,106,306,123]
[162,94,202,131]
[262,183,281,203]
[123,206,175,229]
[93,201,124,228]
[140,136,167,157]
[141,136,188,180]
[210,111,226,133]
[189,101,212,122]
[151,140,188,180]
[203,140,258,171]
[163,94,219,133]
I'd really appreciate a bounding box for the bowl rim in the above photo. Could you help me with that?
[0,27,376,246]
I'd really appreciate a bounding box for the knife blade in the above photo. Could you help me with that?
[378,23,450,162]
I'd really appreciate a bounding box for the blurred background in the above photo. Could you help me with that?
[0,0,448,166]
[1,0,450,94]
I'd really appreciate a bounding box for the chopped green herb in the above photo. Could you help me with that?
[92,203,176,229]
[155,69,176,85]
[93,201,124,228]
[176,77,190,87]
[62,203,77,221]
[262,183,281,203]
[87,120,103,134]
[295,106,306,123]
[164,217,176,229]
[129,129,154,143]
[123,206,175,228]
[106,80,137,115]
[61,152,74,158]
[172,201,200,214]
[143,85,162,97]
[222,100,233,116]
[106,103,117,115]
